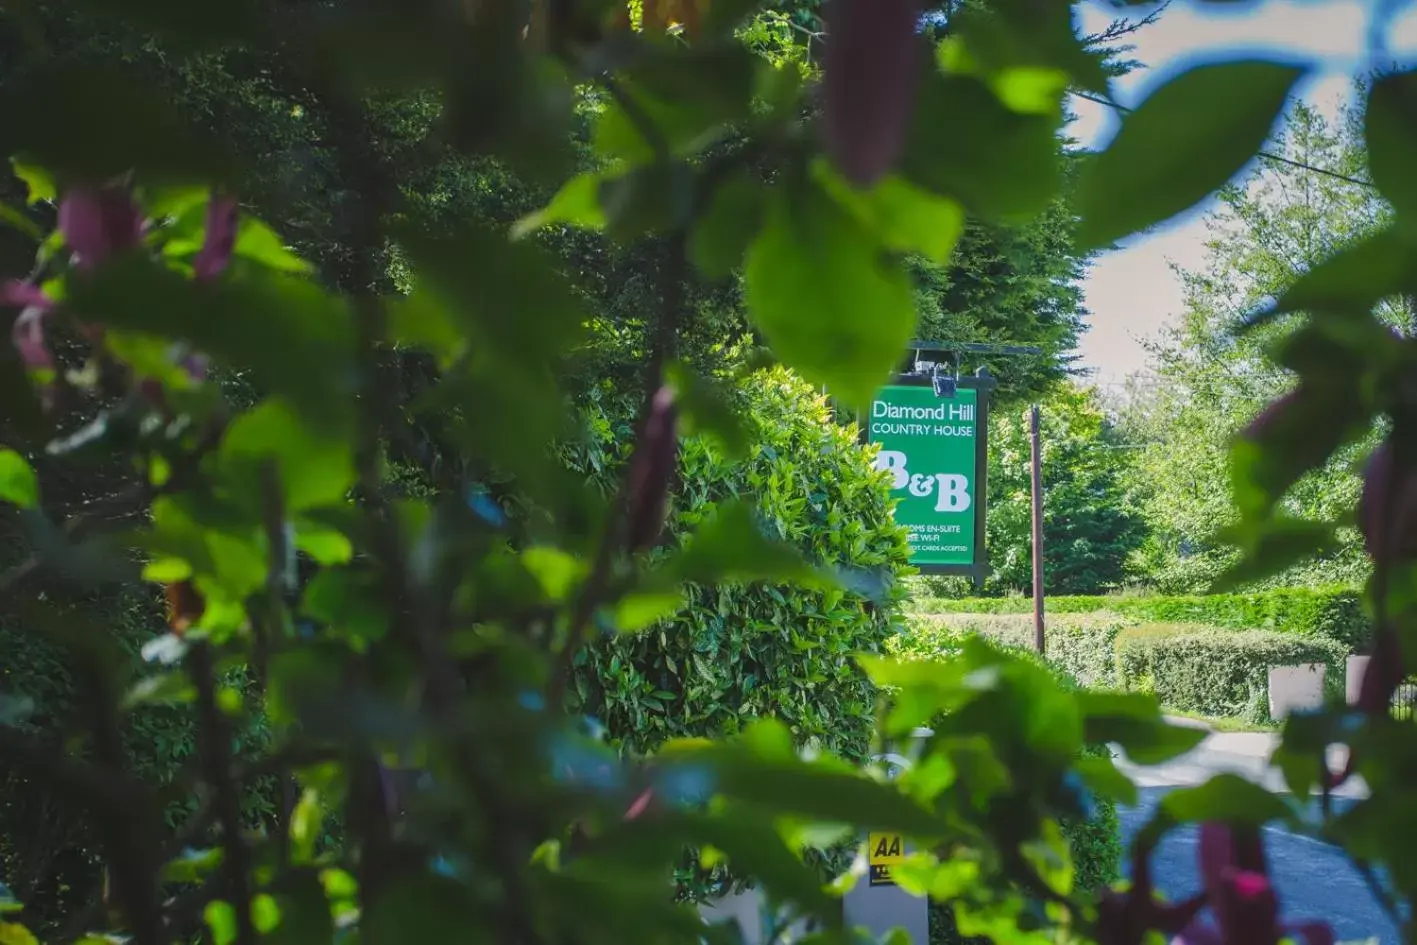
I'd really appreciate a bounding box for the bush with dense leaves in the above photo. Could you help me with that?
[908,586,1369,649]
[561,366,912,761]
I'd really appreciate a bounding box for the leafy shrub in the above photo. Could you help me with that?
[908,586,1370,650]
[1115,624,1347,723]
[563,366,912,761]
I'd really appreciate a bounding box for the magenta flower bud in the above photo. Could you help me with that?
[1177,824,1332,945]
[625,385,678,553]
[822,0,924,187]
[193,193,239,282]
[58,186,146,271]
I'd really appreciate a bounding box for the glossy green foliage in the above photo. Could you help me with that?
[564,367,910,760]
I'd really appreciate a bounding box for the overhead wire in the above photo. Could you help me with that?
[1069,90,1379,191]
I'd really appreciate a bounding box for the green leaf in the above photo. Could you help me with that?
[593,45,756,163]
[664,361,748,458]
[301,569,388,646]
[667,500,822,586]
[744,178,916,412]
[162,847,224,884]
[900,72,1060,221]
[363,874,482,945]
[204,901,237,945]
[1157,773,1295,827]
[0,201,40,240]
[294,520,354,565]
[396,223,586,365]
[683,750,944,837]
[10,160,55,205]
[233,219,312,274]
[813,163,965,266]
[0,449,39,509]
[689,170,764,279]
[608,589,686,632]
[289,788,323,864]
[512,172,605,238]
[1074,754,1138,806]
[122,672,197,709]
[1077,692,1206,765]
[1076,60,1305,250]
[0,63,234,185]
[63,257,355,425]
[1365,69,1417,222]
[521,546,588,603]
[1229,383,1368,523]
[1254,228,1417,324]
[1211,517,1338,592]
[598,161,695,243]
[219,399,355,512]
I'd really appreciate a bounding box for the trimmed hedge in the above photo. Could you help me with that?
[1116,624,1346,723]
[908,613,1126,689]
[907,586,1370,650]
[905,614,1348,723]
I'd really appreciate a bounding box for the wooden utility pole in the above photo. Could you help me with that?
[1029,404,1045,654]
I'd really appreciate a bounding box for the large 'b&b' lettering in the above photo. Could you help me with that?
[873,452,971,513]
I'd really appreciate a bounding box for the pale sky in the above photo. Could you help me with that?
[1070,0,1417,385]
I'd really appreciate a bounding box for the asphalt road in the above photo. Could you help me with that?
[1118,787,1401,944]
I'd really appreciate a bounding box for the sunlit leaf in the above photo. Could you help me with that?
[814,162,966,265]
[688,169,763,279]
[10,160,55,205]
[667,500,821,586]
[0,449,39,509]
[220,399,355,512]
[512,172,605,238]
[1156,773,1296,827]
[900,71,1060,221]
[1211,517,1338,592]
[744,177,916,412]
[1077,691,1206,766]
[664,361,748,458]
[1365,69,1417,222]
[1076,60,1305,249]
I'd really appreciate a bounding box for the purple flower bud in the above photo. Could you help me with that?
[193,194,239,282]
[1186,824,1332,945]
[625,385,678,553]
[823,0,925,187]
[58,186,146,271]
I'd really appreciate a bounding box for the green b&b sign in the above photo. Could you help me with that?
[864,377,992,578]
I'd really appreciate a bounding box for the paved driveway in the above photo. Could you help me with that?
[1118,788,1398,943]
[1111,722,1398,943]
